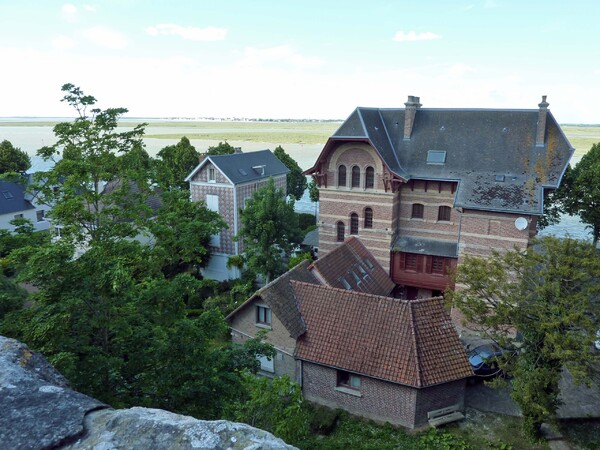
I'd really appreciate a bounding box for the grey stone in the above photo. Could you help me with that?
[0,335,297,450]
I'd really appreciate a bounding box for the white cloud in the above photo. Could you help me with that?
[52,35,77,50]
[594,69,600,75]
[62,4,78,22]
[239,45,322,69]
[83,4,96,12]
[447,63,475,77]
[145,24,227,41]
[393,31,442,42]
[82,26,128,49]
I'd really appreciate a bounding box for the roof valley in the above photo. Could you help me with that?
[408,301,423,388]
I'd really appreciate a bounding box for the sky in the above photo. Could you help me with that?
[0,0,599,122]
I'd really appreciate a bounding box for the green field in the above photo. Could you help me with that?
[561,125,600,157]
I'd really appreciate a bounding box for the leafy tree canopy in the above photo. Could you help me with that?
[448,236,600,439]
[154,137,200,190]
[0,140,31,175]
[273,145,307,200]
[237,178,303,283]
[206,141,236,155]
[307,179,319,202]
[561,143,600,243]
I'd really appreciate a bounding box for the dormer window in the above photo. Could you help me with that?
[252,165,266,176]
[427,150,446,164]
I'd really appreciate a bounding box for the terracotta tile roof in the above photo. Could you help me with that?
[226,260,319,338]
[293,281,473,387]
[309,237,395,296]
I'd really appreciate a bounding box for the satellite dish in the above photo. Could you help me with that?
[514,217,528,231]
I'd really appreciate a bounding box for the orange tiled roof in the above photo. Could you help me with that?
[309,237,395,296]
[293,281,473,387]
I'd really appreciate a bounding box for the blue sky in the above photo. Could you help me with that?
[1,0,598,122]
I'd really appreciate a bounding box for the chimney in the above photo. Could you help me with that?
[403,95,422,140]
[536,95,549,147]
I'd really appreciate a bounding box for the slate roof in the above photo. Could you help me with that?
[226,260,319,339]
[185,150,289,185]
[0,181,34,215]
[309,236,395,296]
[391,235,458,258]
[293,282,473,387]
[308,103,573,215]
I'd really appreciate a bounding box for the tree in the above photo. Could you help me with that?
[237,178,303,283]
[154,137,200,190]
[273,145,307,200]
[0,140,31,175]
[561,143,600,243]
[448,236,600,439]
[307,179,319,202]
[34,83,150,245]
[206,141,236,155]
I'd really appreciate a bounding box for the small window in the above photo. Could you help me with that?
[14,213,23,220]
[209,167,215,182]
[365,167,374,189]
[364,258,374,271]
[427,150,447,164]
[431,256,446,275]
[2,191,14,199]
[495,174,505,182]
[36,210,45,222]
[340,277,352,290]
[351,166,360,188]
[336,221,345,242]
[337,370,361,390]
[411,203,424,219]
[438,206,451,222]
[350,213,359,235]
[338,165,347,187]
[256,305,272,326]
[364,208,373,229]
[405,254,418,271]
[350,270,361,284]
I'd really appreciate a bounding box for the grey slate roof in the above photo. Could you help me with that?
[0,181,34,215]
[226,259,319,339]
[313,104,573,215]
[186,150,289,185]
[391,235,458,258]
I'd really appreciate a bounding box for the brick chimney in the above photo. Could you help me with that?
[536,95,549,147]
[403,95,422,140]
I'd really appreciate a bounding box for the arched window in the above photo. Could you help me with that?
[411,203,424,219]
[336,221,345,242]
[365,166,374,189]
[438,206,451,221]
[350,213,359,234]
[351,165,360,188]
[338,165,346,187]
[364,208,373,228]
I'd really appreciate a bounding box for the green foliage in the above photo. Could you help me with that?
[297,212,316,232]
[0,273,27,320]
[0,139,31,174]
[448,236,600,439]
[237,178,303,283]
[206,141,236,155]
[308,178,320,202]
[288,251,313,270]
[229,372,309,445]
[273,145,307,200]
[419,428,471,450]
[561,142,600,242]
[538,164,571,230]
[0,218,50,275]
[154,137,200,190]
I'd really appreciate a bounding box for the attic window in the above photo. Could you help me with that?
[495,175,505,182]
[252,165,266,176]
[340,277,352,290]
[427,150,446,165]
[238,169,248,176]
[364,258,374,271]
[2,191,14,199]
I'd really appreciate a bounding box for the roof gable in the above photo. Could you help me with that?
[309,237,395,296]
[293,282,472,387]
[186,150,289,185]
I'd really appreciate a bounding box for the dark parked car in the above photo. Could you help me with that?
[467,343,510,379]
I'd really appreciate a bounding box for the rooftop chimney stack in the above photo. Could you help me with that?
[536,95,549,147]
[404,95,422,140]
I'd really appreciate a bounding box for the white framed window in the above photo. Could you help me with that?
[206,194,220,246]
[36,210,45,222]
[259,355,274,373]
[256,305,272,326]
[337,370,361,390]
[209,167,216,182]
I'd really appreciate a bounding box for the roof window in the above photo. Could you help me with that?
[340,277,352,290]
[427,150,446,164]
[238,168,248,176]
[2,191,14,199]
[495,175,505,182]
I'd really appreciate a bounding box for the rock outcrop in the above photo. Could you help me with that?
[0,336,297,449]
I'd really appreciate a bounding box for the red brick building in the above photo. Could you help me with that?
[305,96,573,299]
[186,150,288,280]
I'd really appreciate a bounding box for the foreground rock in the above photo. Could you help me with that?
[0,336,297,449]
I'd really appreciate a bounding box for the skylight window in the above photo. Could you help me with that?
[427,150,446,165]
[495,175,505,182]
[340,277,352,290]
[2,191,14,199]
[238,168,248,176]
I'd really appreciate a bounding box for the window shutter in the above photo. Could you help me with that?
[416,255,424,273]
[425,256,433,273]
[397,253,405,270]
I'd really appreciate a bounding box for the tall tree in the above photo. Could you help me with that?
[236,178,303,283]
[0,140,31,175]
[206,141,236,155]
[561,143,600,243]
[448,236,600,439]
[154,137,200,190]
[307,179,319,202]
[273,145,307,200]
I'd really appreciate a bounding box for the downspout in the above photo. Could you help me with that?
[456,207,463,257]
[233,186,240,278]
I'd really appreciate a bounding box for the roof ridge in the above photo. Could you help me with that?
[408,301,423,387]
[378,109,402,169]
